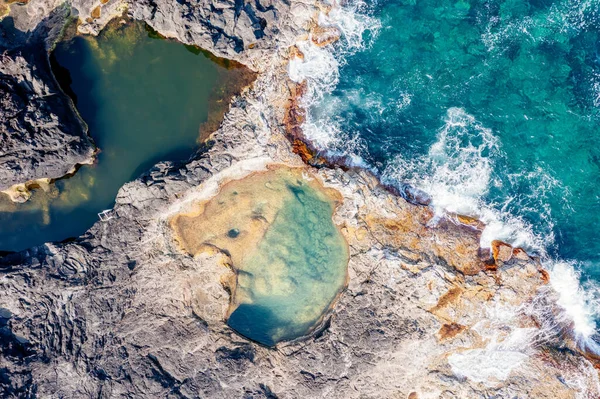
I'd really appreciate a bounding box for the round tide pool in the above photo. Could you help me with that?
[171,168,349,346]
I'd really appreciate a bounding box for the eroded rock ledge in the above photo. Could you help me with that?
[0,6,94,195]
[1,0,599,398]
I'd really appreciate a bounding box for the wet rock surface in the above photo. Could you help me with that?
[1,0,599,398]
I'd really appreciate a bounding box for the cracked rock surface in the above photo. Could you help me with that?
[0,6,94,191]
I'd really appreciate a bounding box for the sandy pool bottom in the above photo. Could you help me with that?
[171,167,349,346]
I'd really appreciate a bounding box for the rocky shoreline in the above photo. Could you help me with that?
[1,0,599,398]
[0,5,95,200]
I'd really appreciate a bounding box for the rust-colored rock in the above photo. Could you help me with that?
[283,81,307,141]
[289,45,304,60]
[91,5,101,19]
[430,287,463,314]
[438,323,466,340]
[539,268,550,284]
[310,25,341,47]
[455,214,486,231]
[513,247,531,261]
[283,81,329,167]
[492,240,513,263]
[367,211,486,275]
[291,139,315,163]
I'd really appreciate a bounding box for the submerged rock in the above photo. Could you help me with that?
[171,167,349,346]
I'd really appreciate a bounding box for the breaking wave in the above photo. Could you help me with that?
[288,0,600,361]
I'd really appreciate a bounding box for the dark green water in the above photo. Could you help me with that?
[0,21,246,251]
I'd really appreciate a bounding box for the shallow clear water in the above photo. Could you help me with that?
[0,21,247,251]
[228,175,348,346]
[301,0,600,335]
[171,168,349,346]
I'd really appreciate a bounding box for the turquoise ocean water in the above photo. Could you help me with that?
[294,0,600,344]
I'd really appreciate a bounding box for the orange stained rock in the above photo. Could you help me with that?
[364,207,486,275]
[91,6,101,19]
[539,268,550,284]
[430,286,463,314]
[289,45,304,60]
[284,81,307,140]
[492,240,513,263]
[292,139,316,163]
[0,3,8,18]
[438,323,466,340]
[455,213,486,231]
[512,247,531,261]
[310,26,341,47]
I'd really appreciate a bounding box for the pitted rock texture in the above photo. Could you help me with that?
[119,0,315,70]
[10,0,317,72]
[1,60,599,398]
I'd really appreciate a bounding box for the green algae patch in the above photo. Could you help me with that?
[171,167,349,346]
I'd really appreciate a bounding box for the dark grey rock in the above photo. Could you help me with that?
[0,8,94,192]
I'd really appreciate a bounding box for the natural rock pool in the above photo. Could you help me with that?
[0,20,253,251]
[171,168,349,346]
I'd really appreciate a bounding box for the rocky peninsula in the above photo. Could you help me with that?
[0,5,94,202]
[1,0,599,398]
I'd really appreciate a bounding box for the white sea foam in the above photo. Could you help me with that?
[592,71,600,108]
[482,0,600,52]
[449,349,529,384]
[381,108,542,254]
[549,261,600,341]
[287,0,600,372]
[288,0,379,152]
[380,107,600,347]
[449,298,550,385]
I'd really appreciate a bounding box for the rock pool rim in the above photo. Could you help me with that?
[143,23,251,71]
[57,16,258,129]
[168,165,351,348]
